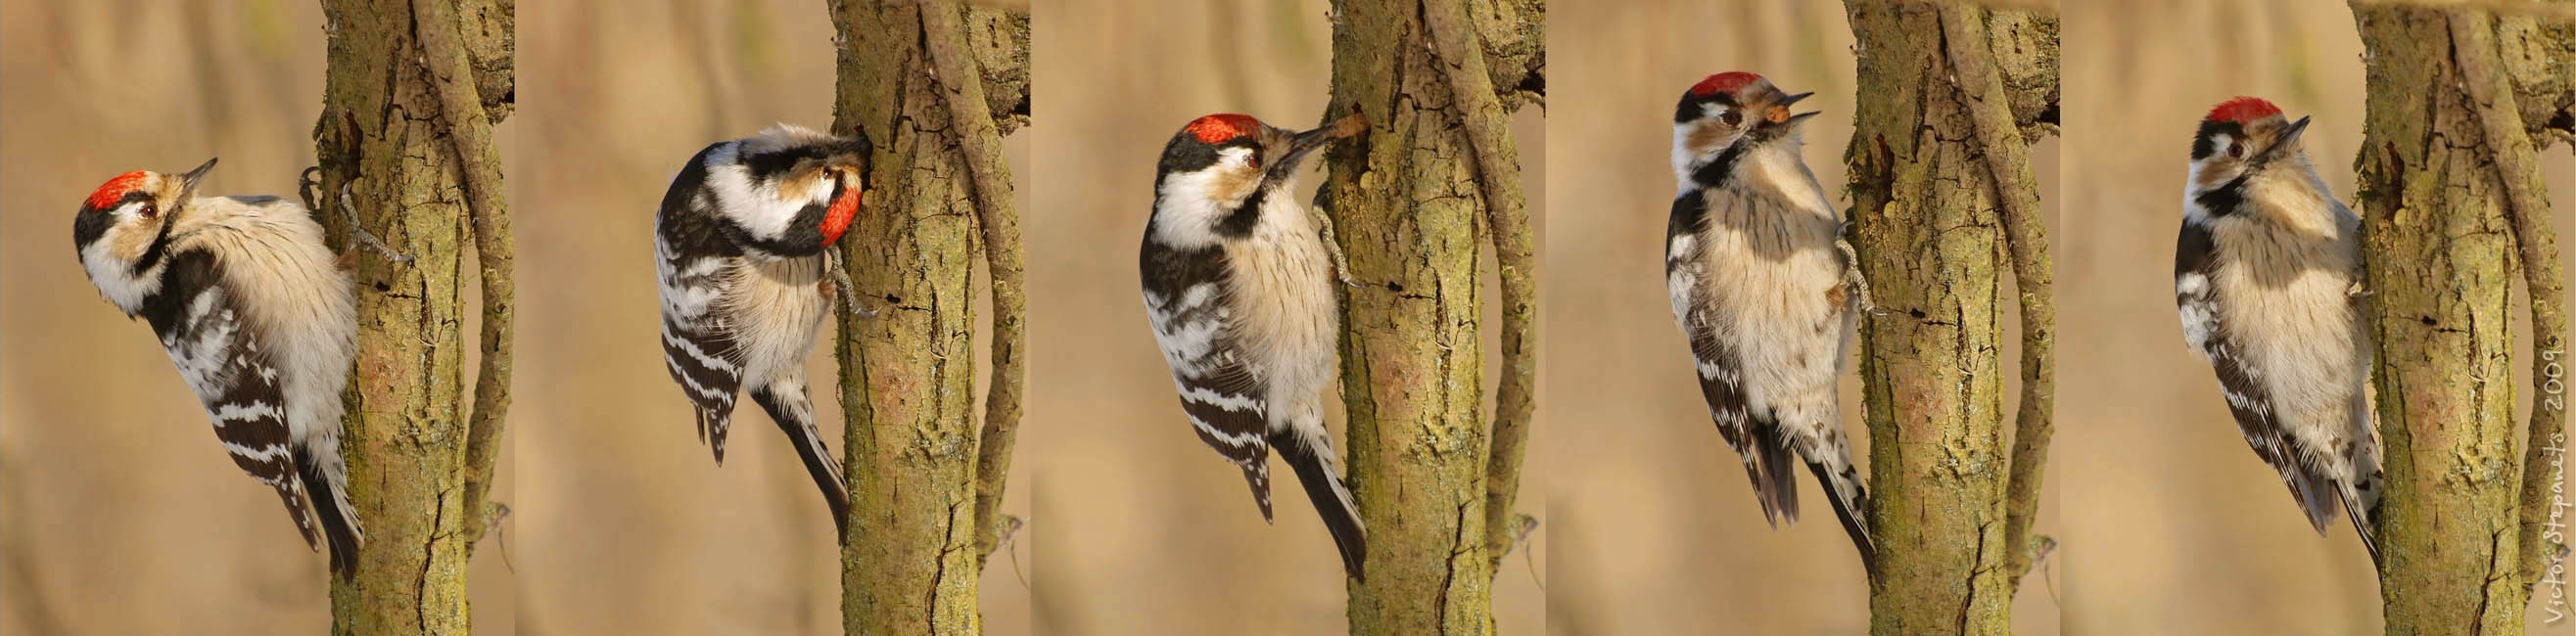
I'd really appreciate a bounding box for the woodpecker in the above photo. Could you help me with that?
[655,124,872,537]
[72,158,363,575]
[2175,97,2380,563]
[1664,72,1876,576]
[1140,112,1369,579]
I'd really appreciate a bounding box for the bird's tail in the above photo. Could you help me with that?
[1744,427,1802,527]
[1273,427,1367,580]
[752,381,852,540]
[2341,458,2384,568]
[1803,457,1878,580]
[298,446,363,578]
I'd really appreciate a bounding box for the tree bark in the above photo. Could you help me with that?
[824,1,1028,634]
[1322,0,1539,634]
[310,0,514,634]
[1840,2,2055,634]
[2350,3,2570,633]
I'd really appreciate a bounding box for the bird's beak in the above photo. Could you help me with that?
[2262,116,2310,162]
[1764,93,1820,128]
[176,158,217,202]
[1269,110,1369,182]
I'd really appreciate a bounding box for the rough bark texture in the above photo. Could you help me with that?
[825,1,1028,634]
[2350,3,2570,633]
[1322,0,1539,634]
[1840,2,2055,634]
[310,0,513,633]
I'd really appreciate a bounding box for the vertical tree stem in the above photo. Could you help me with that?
[311,0,510,632]
[1841,1,2053,633]
[1416,0,1542,573]
[409,0,515,558]
[2350,3,2548,632]
[1936,3,2057,588]
[915,0,1029,565]
[826,1,1027,633]
[2445,7,2570,597]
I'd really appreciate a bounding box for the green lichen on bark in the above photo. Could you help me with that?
[310,0,513,633]
[1322,0,1539,634]
[825,1,1028,633]
[1841,1,2055,634]
[2351,2,2569,633]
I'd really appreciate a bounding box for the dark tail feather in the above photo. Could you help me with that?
[1749,432,1801,527]
[299,451,361,578]
[2279,466,2339,536]
[1275,432,1367,580]
[752,386,852,541]
[1803,459,1878,580]
[2341,487,2381,568]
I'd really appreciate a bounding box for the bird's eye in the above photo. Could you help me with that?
[1720,110,1744,126]
[139,203,158,219]
[2225,140,2243,159]
[1246,155,1262,169]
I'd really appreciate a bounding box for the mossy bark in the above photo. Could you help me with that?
[310,0,514,633]
[2350,3,2570,634]
[1840,2,2055,634]
[824,1,1027,634]
[1321,0,1539,634]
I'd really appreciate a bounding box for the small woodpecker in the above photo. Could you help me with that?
[1139,111,1370,579]
[1664,72,1877,576]
[654,124,873,538]
[2175,97,2381,563]
[72,158,364,575]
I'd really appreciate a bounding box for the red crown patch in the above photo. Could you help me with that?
[1690,71,1763,97]
[2206,97,2282,125]
[1186,114,1262,144]
[85,171,151,211]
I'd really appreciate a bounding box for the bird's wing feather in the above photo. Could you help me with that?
[1142,241,1274,517]
[2177,219,2338,532]
[139,250,324,551]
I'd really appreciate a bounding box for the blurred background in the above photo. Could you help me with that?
[1545,2,2061,634]
[510,0,1029,634]
[2062,2,2572,635]
[0,1,514,633]
[1024,0,1545,633]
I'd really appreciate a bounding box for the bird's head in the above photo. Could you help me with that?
[720,125,872,250]
[73,158,216,312]
[1148,111,1366,247]
[1673,71,1817,188]
[2188,97,2312,196]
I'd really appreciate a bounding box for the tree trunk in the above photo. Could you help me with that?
[1840,2,2055,634]
[310,0,514,634]
[824,1,1028,634]
[2350,3,2570,633]
[1322,0,1540,634]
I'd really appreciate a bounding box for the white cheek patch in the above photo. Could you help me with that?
[703,144,812,243]
[79,233,163,313]
[1150,149,1259,250]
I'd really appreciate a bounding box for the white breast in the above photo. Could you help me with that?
[1223,194,1338,426]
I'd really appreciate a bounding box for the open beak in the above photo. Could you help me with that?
[1766,92,1821,128]
[176,158,217,202]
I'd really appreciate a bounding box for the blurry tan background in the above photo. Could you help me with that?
[0,1,514,633]
[1025,0,1545,633]
[510,0,1029,634]
[2062,2,2573,634]
[1546,2,2061,634]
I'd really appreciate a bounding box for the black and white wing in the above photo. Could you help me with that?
[1140,241,1276,519]
[656,146,750,462]
[2176,219,2339,533]
[138,250,341,564]
[1666,192,1802,526]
